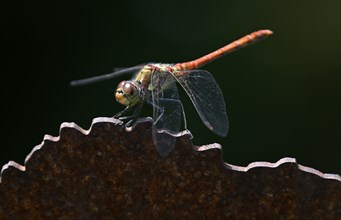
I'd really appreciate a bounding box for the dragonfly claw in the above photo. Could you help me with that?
[125,119,136,128]
[112,113,137,128]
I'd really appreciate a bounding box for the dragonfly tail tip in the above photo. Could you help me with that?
[263,29,274,36]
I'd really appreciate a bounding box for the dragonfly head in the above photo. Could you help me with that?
[115,80,141,106]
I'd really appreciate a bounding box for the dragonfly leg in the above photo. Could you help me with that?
[113,106,132,119]
[181,101,187,130]
[150,103,164,125]
[113,104,143,127]
[125,104,143,127]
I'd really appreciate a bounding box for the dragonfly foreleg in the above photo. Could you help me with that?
[113,104,143,127]
[113,106,132,119]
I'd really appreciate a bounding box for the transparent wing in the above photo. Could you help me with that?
[70,64,144,86]
[175,70,229,137]
[149,70,182,157]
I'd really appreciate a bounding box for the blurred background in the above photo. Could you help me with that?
[1,2,340,173]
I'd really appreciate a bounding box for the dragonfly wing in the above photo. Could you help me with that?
[149,70,182,157]
[175,70,229,137]
[70,64,145,86]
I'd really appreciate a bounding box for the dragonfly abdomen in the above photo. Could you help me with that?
[174,29,273,72]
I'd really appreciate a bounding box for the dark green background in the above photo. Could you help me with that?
[2,2,340,174]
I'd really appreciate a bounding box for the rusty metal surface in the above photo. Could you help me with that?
[0,117,340,219]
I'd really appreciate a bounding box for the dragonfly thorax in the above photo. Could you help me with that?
[115,80,142,106]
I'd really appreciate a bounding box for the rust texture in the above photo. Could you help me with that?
[0,117,340,219]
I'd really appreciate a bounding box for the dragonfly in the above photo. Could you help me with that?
[71,29,273,157]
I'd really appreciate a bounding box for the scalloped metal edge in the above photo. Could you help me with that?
[198,143,341,181]
[1,117,340,183]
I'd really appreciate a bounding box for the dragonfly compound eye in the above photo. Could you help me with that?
[122,82,135,95]
[115,81,139,106]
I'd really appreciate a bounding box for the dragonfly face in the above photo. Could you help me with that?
[115,80,141,106]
